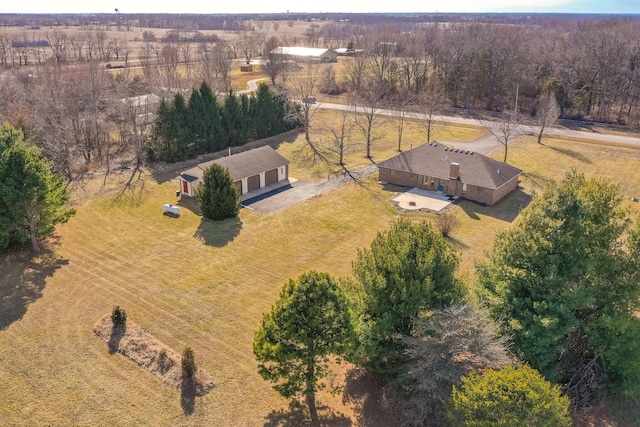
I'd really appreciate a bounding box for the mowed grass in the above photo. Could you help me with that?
[2,128,640,425]
[0,172,399,426]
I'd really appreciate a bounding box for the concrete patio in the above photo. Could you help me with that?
[392,187,457,212]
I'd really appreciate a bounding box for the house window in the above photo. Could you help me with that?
[462,183,467,191]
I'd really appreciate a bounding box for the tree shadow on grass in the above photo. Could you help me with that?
[264,400,352,427]
[0,248,68,330]
[176,195,201,215]
[108,324,126,354]
[342,367,396,427]
[546,144,592,164]
[181,377,197,416]
[194,217,242,248]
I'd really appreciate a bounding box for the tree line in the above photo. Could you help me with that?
[148,82,299,163]
[278,18,640,128]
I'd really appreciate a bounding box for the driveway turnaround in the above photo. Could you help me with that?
[243,164,378,214]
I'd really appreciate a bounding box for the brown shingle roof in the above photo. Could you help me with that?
[378,142,522,189]
[194,146,289,181]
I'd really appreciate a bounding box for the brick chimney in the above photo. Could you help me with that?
[449,162,460,180]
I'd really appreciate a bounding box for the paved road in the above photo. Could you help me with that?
[241,78,640,148]
[315,102,640,148]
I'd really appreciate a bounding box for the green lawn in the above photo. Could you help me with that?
[1,130,640,426]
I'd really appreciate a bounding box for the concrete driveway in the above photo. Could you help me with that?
[243,164,378,214]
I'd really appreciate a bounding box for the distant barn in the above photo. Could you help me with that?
[270,46,338,63]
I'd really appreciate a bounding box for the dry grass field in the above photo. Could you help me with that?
[2,123,640,425]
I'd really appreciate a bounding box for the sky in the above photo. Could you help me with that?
[1,0,639,15]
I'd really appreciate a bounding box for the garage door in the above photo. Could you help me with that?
[265,169,278,186]
[247,174,260,192]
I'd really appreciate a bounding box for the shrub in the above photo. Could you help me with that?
[182,347,197,379]
[111,306,127,327]
[448,364,572,427]
[434,211,460,238]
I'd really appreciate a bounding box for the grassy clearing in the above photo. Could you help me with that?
[1,127,640,425]
[229,68,268,92]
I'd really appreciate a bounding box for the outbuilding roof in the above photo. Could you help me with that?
[181,146,289,182]
[378,142,522,189]
[271,46,334,57]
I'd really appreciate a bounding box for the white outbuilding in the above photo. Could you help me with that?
[270,46,338,63]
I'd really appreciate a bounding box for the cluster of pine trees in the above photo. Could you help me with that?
[148,82,300,163]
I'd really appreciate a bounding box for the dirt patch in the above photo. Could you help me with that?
[93,314,215,397]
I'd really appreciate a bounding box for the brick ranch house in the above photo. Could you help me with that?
[177,146,289,200]
[378,142,523,206]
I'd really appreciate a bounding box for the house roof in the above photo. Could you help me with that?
[378,142,522,189]
[271,46,335,57]
[181,146,289,182]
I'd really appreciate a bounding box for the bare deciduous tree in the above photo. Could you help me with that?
[323,108,355,167]
[391,88,414,152]
[352,80,388,161]
[417,77,446,143]
[535,89,561,144]
[387,304,515,426]
[291,61,323,144]
[483,110,524,164]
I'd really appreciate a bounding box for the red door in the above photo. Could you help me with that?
[182,180,189,194]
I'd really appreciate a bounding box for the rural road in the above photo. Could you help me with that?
[241,77,640,149]
[315,101,640,149]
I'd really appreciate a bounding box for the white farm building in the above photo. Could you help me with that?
[270,46,338,63]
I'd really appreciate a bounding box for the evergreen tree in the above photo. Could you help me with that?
[188,87,208,155]
[171,93,192,160]
[199,81,223,152]
[195,163,240,221]
[252,83,276,139]
[222,90,242,147]
[349,218,463,375]
[253,271,352,427]
[239,93,250,144]
[477,171,640,397]
[149,98,172,162]
[0,124,75,252]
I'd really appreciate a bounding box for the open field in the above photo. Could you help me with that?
[2,129,640,425]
